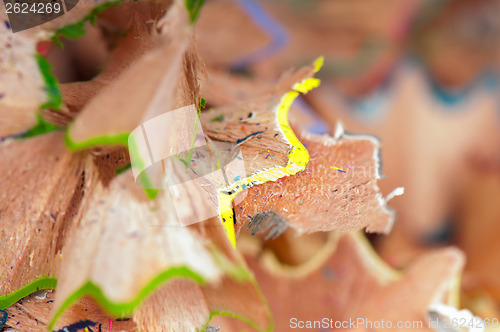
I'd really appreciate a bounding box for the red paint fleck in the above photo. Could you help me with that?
[36,41,52,55]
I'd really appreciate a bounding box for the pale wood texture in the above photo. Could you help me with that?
[0,132,90,295]
[0,24,46,137]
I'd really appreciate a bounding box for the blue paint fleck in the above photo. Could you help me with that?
[54,320,98,332]
[236,131,265,144]
[0,310,8,330]
[322,267,335,281]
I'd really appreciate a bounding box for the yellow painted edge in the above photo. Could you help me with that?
[217,57,324,247]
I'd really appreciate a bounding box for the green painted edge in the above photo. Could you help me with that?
[115,163,131,174]
[51,0,123,46]
[0,258,272,331]
[35,54,62,110]
[64,128,159,199]
[17,113,61,139]
[47,248,260,329]
[0,277,57,309]
[12,53,62,140]
[64,128,129,151]
[49,260,271,331]
[48,266,205,330]
[185,0,206,23]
